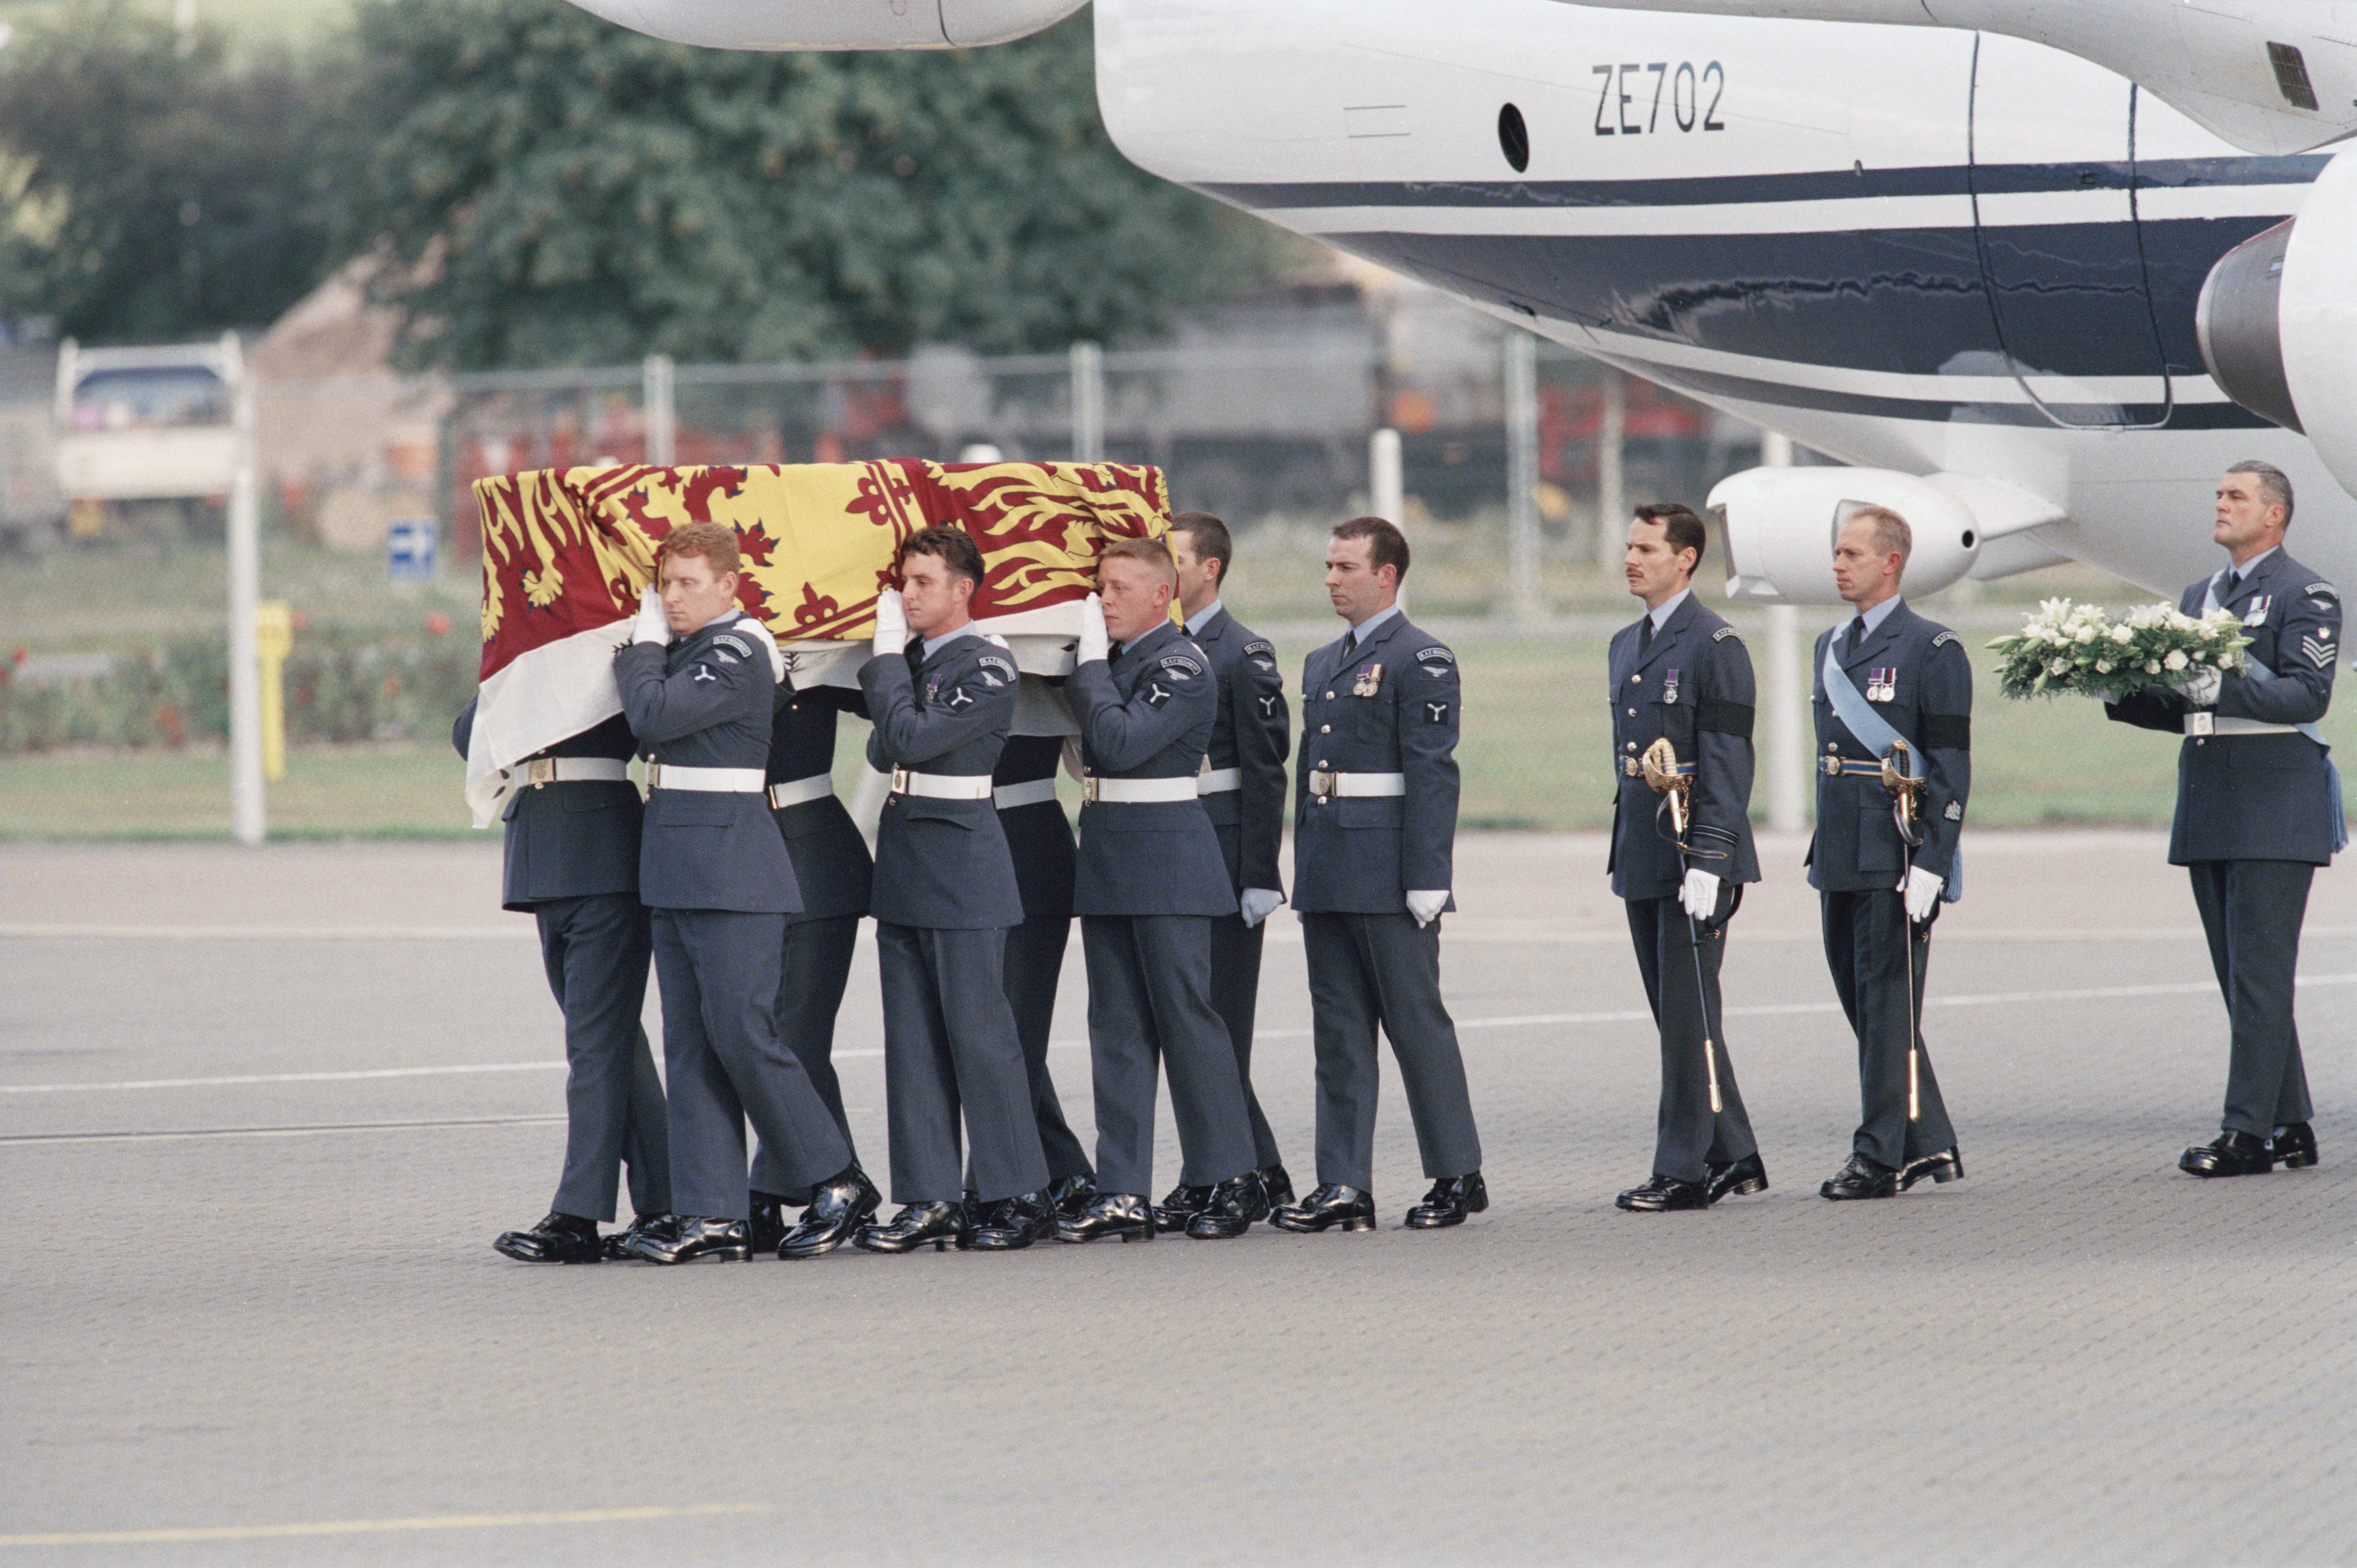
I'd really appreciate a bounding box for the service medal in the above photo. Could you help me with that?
[1662,668,1679,704]
[1352,662,1383,698]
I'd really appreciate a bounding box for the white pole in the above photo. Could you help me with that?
[1759,429,1807,834]
[1070,341,1105,462]
[1370,425,1406,615]
[226,336,264,846]
[643,353,676,467]
[1595,367,1626,573]
[1503,334,1542,626]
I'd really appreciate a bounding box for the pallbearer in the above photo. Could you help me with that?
[1809,505,1970,1201]
[613,521,859,1263]
[2105,462,2336,1178]
[1605,503,1766,1212]
[1271,516,1486,1234]
[1152,511,1295,1231]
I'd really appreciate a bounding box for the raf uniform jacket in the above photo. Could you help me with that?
[2105,548,2341,866]
[451,698,641,913]
[1192,605,1291,894]
[766,679,873,921]
[614,611,800,916]
[994,732,1076,924]
[1807,600,1971,894]
[860,629,1025,931]
[1068,618,1238,918]
[1292,611,1463,914]
[1606,595,1762,901]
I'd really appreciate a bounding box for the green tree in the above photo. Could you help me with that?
[342,0,1286,368]
[0,4,344,342]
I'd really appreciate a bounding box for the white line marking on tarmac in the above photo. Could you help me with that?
[0,1501,769,1547]
[0,1115,566,1146]
[9,975,2353,1100]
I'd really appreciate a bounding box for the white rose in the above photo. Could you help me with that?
[2047,658,2069,676]
[2110,625,2133,645]
[2145,660,2161,674]
[2074,626,2097,644]
[2165,649,2189,671]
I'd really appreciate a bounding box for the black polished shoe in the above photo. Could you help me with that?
[1153,1184,1213,1234]
[2179,1130,2274,1178]
[1045,1172,1099,1219]
[628,1215,751,1264]
[780,1165,881,1259]
[1184,1172,1265,1239]
[602,1212,671,1261]
[1055,1193,1157,1244]
[1615,1174,1709,1212]
[493,1212,603,1263]
[1269,1183,1376,1234]
[748,1191,791,1255]
[968,1188,1058,1251]
[852,1200,970,1254]
[1899,1146,1964,1191]
[1258,1163,1296,1213]
[1406,1172,1488,1229]
[2271,1122,2319,1170]
[1705,1153,1770,1204]
[1820,1154,1899,1201]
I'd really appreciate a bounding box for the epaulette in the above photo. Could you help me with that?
[1932,630,1959,647]
[1416,646,1454,663]
[1712,626,1739,642]
[1159,653,1203,678]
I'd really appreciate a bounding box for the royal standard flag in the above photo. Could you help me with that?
[462,457,1169,824]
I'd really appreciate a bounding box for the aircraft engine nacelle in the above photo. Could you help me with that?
[560,0,1084,50]
[2200,147,2357,504]
[1710,468,1982,607]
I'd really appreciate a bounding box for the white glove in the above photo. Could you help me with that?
[2183,665,2222,708]
[1238,888,1284,928]
[1679,868,1720,921]
[631,586,667,645]
[872,588,907,659]
[1077,592,1110,664]
[1903,866,1944,924]
[1406,889,1449,927]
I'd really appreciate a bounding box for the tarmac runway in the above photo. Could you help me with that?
[2,833,2351,1566]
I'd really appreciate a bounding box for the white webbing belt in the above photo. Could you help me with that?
[1307,770,1406,798]
[1083,775,1200,804]
[1197,767,1242,794]
[993,778,1059,810]
[890,768,995,801]
[645,763,766,793]
[767,773,834,809]
[2185,713,2302,737]
[509,757,629,788]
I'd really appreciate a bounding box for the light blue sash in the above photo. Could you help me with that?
[1822,633,1961,900]
[2202,574,2347,853]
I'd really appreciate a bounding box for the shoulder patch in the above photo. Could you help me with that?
[977,654,1016,679]
[1932,631,1959,647]
[1159,654,1203,678]
[712,633,751,663]
[1712,626,1740,642]
[1415,646,1454,664]
[2307,583,2337,597]
[1243,639,1274,658]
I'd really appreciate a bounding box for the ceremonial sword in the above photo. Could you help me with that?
[1879,739,1928,1123]
[1640,737,1723,1116]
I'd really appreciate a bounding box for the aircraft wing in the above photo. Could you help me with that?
[1573,0,2357,156]
[562,0,1084,50]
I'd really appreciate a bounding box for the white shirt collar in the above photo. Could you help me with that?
[920,621,980,661]
[1184,600,1225,636]
[1344,601,1403,648]
[1647,588,1691,631]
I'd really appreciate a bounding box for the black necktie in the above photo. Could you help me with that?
[1845,616,1866,657]
[1639,617,1654,655]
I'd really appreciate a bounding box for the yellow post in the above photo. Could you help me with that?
[254,600,292,783]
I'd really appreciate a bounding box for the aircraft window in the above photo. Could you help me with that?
[1497,102,1529,173]
[68,367,229,432]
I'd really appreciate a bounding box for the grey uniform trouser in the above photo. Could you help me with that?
[2188,860,2315,1137]
[1208,908,1284,1170]
[533,893,670,1222]
[1082,913,1260,1198]
[650,908,853,1220]
[876,921,1050,1206]
[1820,889,1957,1169]
[750,912,863,1205]
[994,909,1094,1185]
[1624,893,1758,1185]
[1300,910,1482,1194]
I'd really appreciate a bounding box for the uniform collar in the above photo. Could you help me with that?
[1114,617,1180,663]
[1185,600,1226,638]
[2226,545,2280,592]
[1855,595,1903,637]
[1341,601,1403,654]
[1646,587,1692,632]
[920,620,981,662]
